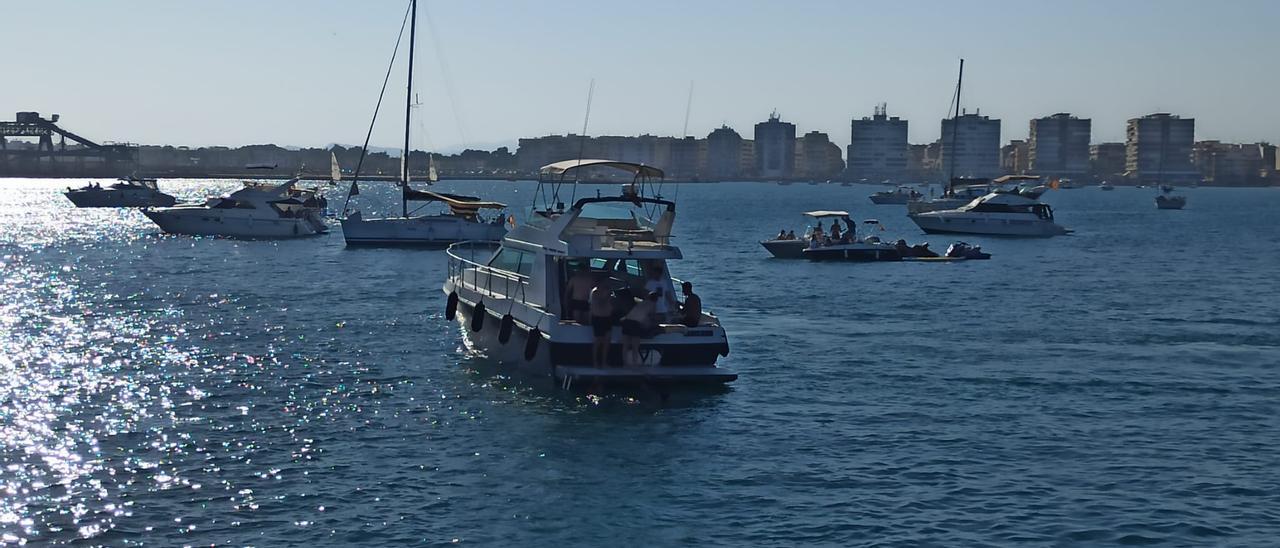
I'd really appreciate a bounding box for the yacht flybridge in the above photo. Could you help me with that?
[443,160,735,388]
[143,178,328,238]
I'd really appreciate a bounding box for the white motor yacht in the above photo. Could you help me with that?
[65,177,176,208]
[909,192,1069,237]
[868,186,923,205]
[443,160,735,388]
[337,0,508,248]
[143,178,328,238]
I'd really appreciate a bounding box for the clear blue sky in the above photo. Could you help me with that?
[4,0,1276,152]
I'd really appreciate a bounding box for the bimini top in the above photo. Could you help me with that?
[539,159,665,179]
[803,210,850,218]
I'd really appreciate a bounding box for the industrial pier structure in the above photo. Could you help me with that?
[0,112,138,177]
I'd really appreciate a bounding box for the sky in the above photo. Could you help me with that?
[4,0,1278,153]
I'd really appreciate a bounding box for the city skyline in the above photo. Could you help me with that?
[4,1,1278,153]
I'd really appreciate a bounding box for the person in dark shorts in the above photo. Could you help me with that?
[679,281,702,328]
[588,275,614,367]
[564,262,594,323]
[621,291,658,367]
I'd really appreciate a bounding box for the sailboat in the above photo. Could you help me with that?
[330,152,342,183]
[339,0,509,248]
[1153,130,1187,210]
[907,59,989,214]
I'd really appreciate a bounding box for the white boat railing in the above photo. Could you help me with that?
[446,241,533,307]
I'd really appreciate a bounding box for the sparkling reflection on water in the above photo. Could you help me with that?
[1,178,1279,546]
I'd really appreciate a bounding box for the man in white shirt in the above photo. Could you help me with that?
[642,263,677,323]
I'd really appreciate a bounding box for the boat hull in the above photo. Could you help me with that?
[760,239,806,259]
[341,214,506,247]
[803,244,902,262]
[869,194,911,205]
[910,214,1067,237]
[1155,196,1186,210]
[445,286,734,386]
[65,190,176,208]
[143,208,326,238]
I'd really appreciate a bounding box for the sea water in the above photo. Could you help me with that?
[1,179,1278,546]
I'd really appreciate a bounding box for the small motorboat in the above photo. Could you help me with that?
[869,186,923,205]
[64,177,176,208]
[1099,181,1115,191]
[1155,186,1187,210]
[801,216,903,262]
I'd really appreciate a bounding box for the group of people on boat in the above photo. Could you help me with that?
[773,218,861,249]
[564,262,702,368]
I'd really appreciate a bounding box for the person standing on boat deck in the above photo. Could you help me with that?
[621,291,659,367]
[643,264,677,323]
[679,281,701,328]
[589,275,614,367]
[829,221,842,241]
[565,263,595,324]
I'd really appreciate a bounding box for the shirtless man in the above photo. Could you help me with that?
[588,276,614,367]
[564,263,595,324]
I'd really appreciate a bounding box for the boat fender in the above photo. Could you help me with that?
[524,327,541,361]
[471,301,486,332]
[498,314,515,344]
[445,292,459,320]
[719,339,730,357]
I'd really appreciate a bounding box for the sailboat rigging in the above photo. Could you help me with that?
[338,0,509,247]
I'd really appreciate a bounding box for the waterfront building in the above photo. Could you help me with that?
[846,104,907,181]
[664,136,701,180]
[795,131,844,180]
[754,111,796,179]
[1001,140,1029,174]
[1193,141,1269,186]
[1124,113,1197,183]
[705,125,744,180]
[1090,143,1126,179]
[1029,113,1091,177]
[940,112,1001,178]
[905,144,932,180]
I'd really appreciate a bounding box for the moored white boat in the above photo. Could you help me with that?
[143,178,328,238]
[442,160,735,388]
[64,177,176,208]
[909,192,1069,237]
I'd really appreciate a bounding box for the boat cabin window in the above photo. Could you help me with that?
[488,248,532,276]
[212,199,255,209]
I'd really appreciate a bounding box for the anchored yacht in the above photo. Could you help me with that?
[1155,185,1187,210]
[909,192,1069,237]
[443,160,735,388]
[338,0,507,247]
[65,177,176,208]
[143,178,328,238]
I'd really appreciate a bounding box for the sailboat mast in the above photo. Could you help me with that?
[947,58,964,196]
[402,0,417,218]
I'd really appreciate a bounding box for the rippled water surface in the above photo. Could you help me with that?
[2,178,1278,546]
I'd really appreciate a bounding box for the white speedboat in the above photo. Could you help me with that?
[143,178,328,238]
[868,186,922,205]
[64,177,176,208]
[342,190,508,247]
[443,159,735,388]
[1099,181,1115,191]
[909,192,1069,237]
[338,0,507,248]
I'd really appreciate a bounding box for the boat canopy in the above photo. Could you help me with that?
[803,210,849,218]
[992,175,1042,184]
[403,188,506,210]
[539,159,665,179]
